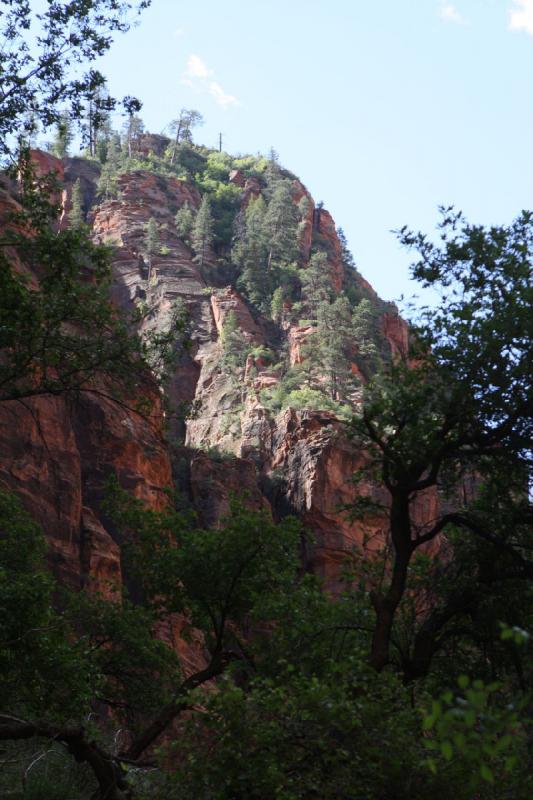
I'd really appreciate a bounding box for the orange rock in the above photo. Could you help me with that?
[381,309,409,359]
[210,287,263,343]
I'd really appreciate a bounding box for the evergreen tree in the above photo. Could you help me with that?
[351,298,379,379]
[68,178,85,229]
[270,286,284,323]
[312,295,354,400]
[300,250,331,316]
[123,113,144,157]
[191,196,214,265]
[144,216,160,262]
[175,202,195,242]
[221,310,246,368]
[86,83,114,158]
[235,196,270,310]
[263,180,299,270]
[297,195,310,251]
[50,111,72,158]
[337,227,357,270]
[96,136,121,199]
[19,109,39,149]
[0,1,147,161]
[169,109,204,164]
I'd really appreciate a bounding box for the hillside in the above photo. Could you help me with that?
[1,141,416,593]
[1,138,529,800]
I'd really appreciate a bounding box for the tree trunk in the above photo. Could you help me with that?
[369,494,413,671]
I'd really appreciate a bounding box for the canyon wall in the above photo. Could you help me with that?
[1,148,418,602]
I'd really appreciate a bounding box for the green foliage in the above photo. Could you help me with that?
[0,491,89,718]
[232,154,269,178]
[423,676,529,796]
[270,285,284,321]
[168,109,204,162]
[349,207,533,678]
[260,376,351,420]
[299,249,332,314]
[50,111,73,158]
[351,297,380,378]
[263,179,299,269]
[191,195,214,264]
[96,135,123,199]
[221,310,247,368]
[68,177,85,229]
[175,202,195,242]
[167,142,207,177]
[234,195,270,309]
[247,345,275,362]
[204,151,233,181]
[0,0,149,159]
[0,158,172,405]
[107,484,302,655]
[195,177,240,248]
[144,216,160,259]
[0,742,98,800]
[122,113,145,157]
[173,663,458,800]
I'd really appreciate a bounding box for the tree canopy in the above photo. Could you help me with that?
[0,0,150,160]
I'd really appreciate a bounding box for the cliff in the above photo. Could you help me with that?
[1,145,421,602]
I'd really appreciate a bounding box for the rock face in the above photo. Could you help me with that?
[2,148,429,601]
[0,389,171,590]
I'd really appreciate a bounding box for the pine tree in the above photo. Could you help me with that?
[123,113,144,158]
[315,295,354,400]
[191,196,214,265]
[270,286,284,323]
[262,147,282,196]
[144,217,160,262]
[263,181,299,270]
[300,250,331,317]
[96,136,121,199]
[297,195,310,251]
[221,310,246,368]
[51,111,72,158]
[68,178,85,229]
[351,298,379,378]
[337,227,356,270]
[235,196,270,310]
[175,202,195,243]
[169,109,204,164]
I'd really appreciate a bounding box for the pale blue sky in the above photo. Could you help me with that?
[95,0,533,303]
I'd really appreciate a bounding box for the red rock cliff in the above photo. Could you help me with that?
[2,148,429,600]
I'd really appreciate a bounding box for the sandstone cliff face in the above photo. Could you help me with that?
[0,389,171,591]
[2,148,422,599]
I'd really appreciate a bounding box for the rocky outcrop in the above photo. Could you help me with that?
[190,452,271,527]
[382,308,409,359]
[4,147,429,600]
[0,387,171,589]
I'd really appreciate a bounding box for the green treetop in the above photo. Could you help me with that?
[169,108,204,164]
[144,216,160,262]
[314,294,355,401]
[263,180,299,270]
[191,195,214,265]
[68,178,85,230]
[235,195,270,310]
[50,110,73,158]
[96,135,122,199]
[175,202,195,243]
[123,112,145,158]
[351,298,380,379]
[300,250,332,316]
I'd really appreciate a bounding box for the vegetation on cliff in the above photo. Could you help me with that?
[0,3,531,799]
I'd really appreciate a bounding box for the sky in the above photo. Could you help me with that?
[92,0,533,304]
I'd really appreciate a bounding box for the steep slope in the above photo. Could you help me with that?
[2,144,425,597]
